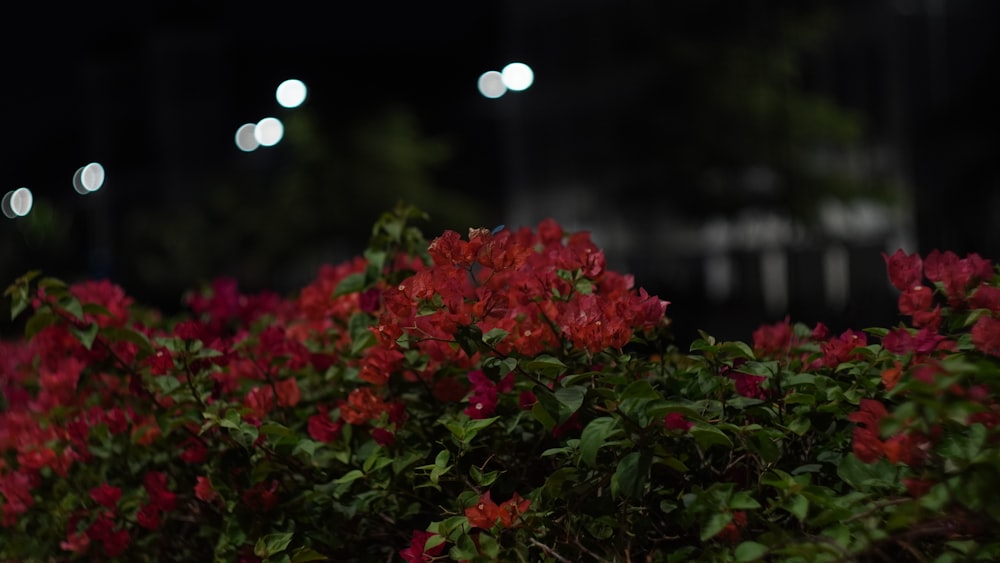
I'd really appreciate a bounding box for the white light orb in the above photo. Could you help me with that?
[80,162,105,193]
[477,71,507,99]
[254,117,284,147]
[276,79,308,108]
[235,123,259,152]
[501,62,534,91]
[9,187,33,217]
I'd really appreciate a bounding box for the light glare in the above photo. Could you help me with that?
[81,162,105,193]
[1,192,12,218]
[501,62,534,91]
[235,123,259,152]
[478,71,507,99]
[9,187,33,217]
[254,117,284,147]
[276,79,308,108]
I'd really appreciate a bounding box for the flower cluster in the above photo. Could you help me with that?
[2,207,1000,562]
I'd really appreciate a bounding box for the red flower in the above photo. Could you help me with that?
[89,483,122,510]
[179,438,209,464]
[103,408,130,435]
[465,491,503,529]
[881,362,903,391]
[340,387,390,425]
[103,528,130,557]
[820,329,867,368]
[882,249,923,292]
[717,511,747,543]
[371,427,396,447]
[147,347,174,375]
[518,390,537,410]
[903,477,935,498]
[136,503,162,530]
[972,316,1000,357]
[399,530,445,563]
[86,515,129,556]
[752,317,792,357]
[241,480,279,512]
[498,492,531,528]
[274,377,301,407]
[143,471,177,512]
[358,346,405,385]
[307,409,343,443]
[195,476,220,504]
[897,285,933,317]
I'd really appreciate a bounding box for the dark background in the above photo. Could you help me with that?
[2,0,998,346]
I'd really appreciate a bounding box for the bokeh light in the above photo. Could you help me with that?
[72,162,105,194]
[501,62,534,91]
[276,79,307,109]
[2,187,33,218]
[477,71,507,99]
[254,117,284,147]
[235,123,259,152]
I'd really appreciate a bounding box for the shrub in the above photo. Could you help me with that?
[2,206,1000,561]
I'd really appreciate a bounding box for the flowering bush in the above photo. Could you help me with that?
[2,205,1000,561]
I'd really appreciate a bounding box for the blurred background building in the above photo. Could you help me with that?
[2,0,998,345]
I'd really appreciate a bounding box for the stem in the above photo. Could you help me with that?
[529,539,572,563]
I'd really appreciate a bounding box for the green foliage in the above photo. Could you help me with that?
[2,214,1000,561]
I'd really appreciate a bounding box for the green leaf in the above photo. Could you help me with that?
[289,546,328,563]
[554,385,587,416]
[720,340,756,360]
[459,416,499,444]
[350,329,376,356]
[58,296,84,321]
[333,470,365,485]
[449,531,480,560]
[482,327,508,347]
[477,532,500,559]
[5,270,41,320]
[69,322,99,350]
[786,494,809,521]
[24,312,58,339]
[333,272,366,296]
[786,417,811,436]
[729,491,761,510]
[254,532,294,558]
[520,354,567,378]
[531,402,556,430]
[734,541,768,561]
[612,451,650,498]
[700,511,733,541]
[691,424,733,450]
[579,417,621,467]
[100,326,154,354]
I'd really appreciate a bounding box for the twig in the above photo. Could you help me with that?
[529,539,573,563]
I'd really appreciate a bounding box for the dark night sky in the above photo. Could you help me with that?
[3,1,999,342]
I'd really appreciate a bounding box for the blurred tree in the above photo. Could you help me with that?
[123,104,490,304]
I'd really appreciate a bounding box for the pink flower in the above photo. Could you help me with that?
[399,530,445,562]
[60,531,90,554]
[664,413,693,432]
